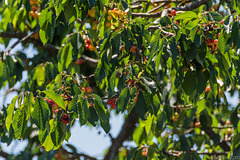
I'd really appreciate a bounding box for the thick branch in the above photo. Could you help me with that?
[103,110,139,160]
[0,148,10,159]
[175,0,208,11]
[132,0,208,18]
[0,32,98,67]
[164,149,228,156]
[203,127,231,152]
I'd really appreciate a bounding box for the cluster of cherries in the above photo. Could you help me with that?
[29,0,41,19]
[84,38,96,52]
[86,7,98,30]
[105,7,127,29]
[107,99,116,109]
[45,99,70,125]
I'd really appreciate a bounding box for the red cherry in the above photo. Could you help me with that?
[221,19,224,25]
[63,114,68,119]
[171,10,176,16]
[61,117,69,125]
[48,100,54,105]
[85,44,90,50]
[32,6,36,12]
[75,58,83,64]
[86,39,92,44]
[54,109,59,114]
[86,87,92,93]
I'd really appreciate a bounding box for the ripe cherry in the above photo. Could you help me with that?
[54,109,59,115]
[29,11,35,17]
[226,120,231,125]
[130,46,136,53]
[81,87,86,93]
[86,39,91,44]
[171,10,176,16]
[86,87,92,93]
[61,116,69,125]
[106,22,111,28]
[85,44,90,50]
[48,100,54,105]
[75,58,83,64]
[195,121,201,128]
[63,114,68,119]
[221,19,224,25]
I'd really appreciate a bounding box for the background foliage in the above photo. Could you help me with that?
[0,0,240,159]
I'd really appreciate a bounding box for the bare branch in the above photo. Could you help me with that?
[147,26,175,36]
[104,110,139,160]
[0,148,10,159]
[5,30,39,56]
[164,149,228,156]
[0,32,99,67]
[132,0,208,18]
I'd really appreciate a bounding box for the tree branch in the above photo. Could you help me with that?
[203,127,231,152]
[103,109,139,160]
[0,32,98,67]
[132,0,208,18]
[0,148,10,159]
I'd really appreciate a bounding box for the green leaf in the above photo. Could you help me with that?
[88,0,95,7]
[23,92,34,118]
[94,61,106,85]
[121,0,129,10]
[93,94,108,123]
[174,11,198,20]
[35,65,45,87]
[87,107,99,126]
[43,90,66,110]
[231,22,240,50]
[68,95,79,112]
[166,37,179,60]
[208,11,223,22]
[0,61,8,88]
[39,8,48,28]
[149,29,162,56]
[70,32,83,60]
[78,97,89,126]
[179,134,190,151]
[31,97,50,130]
[12,107,27,139]
[51,120,65,147]
[5,96,18,132]
[117,87,130,112]
[58,43,73,72]
[108,70,117,99]
[218,29,225,54]
[156,111,166,132]
[135,90,147,120]
[182,71,197,95]
[233,144,240,156]
[42,134,54,151]
[145,114,153,136]
[133,125,146,145]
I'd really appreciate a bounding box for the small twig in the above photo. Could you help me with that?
[147,2,167,13]
[5,29,39,56]
[147,26,175,37]
[132,0,209,18]
[119,52,131,61]
[164,149,228,156]
[224,0,235,14]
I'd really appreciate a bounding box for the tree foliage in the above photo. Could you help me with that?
[0,0,240,159]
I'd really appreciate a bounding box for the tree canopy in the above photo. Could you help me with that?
[0,0,240,159]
